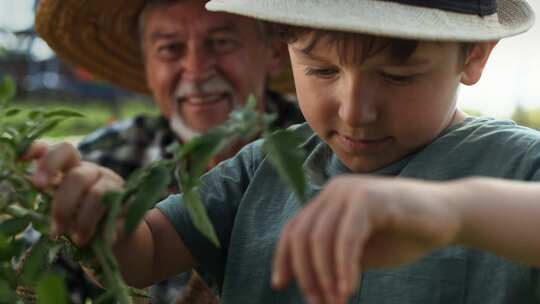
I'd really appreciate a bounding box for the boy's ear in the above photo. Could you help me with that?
[460,41,498,86]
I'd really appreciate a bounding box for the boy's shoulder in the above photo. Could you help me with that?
[411,116,540,180]
[444,116,540,145]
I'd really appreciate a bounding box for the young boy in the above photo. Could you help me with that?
[28,0,540,303]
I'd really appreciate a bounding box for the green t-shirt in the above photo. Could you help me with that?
[157,117,540,304]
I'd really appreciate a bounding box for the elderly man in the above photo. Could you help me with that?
[34,0,303,303]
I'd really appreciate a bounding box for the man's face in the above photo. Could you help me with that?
[142,0,278,138]
[289,36,468,173]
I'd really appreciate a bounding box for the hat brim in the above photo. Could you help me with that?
[36,0,150,94]
[206,0,535,42]
[35,0,296,96]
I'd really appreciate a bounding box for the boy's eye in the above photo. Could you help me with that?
[304,67,338,78]
[381,73,417,85]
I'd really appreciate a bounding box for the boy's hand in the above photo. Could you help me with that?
[24,142,124,246]
[272,175,461,304]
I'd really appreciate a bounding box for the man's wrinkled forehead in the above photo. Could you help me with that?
[140,0,263,40]
[147,22,240,44]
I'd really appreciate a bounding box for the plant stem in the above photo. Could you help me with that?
[4,205,49,225]
[92,238,132,304]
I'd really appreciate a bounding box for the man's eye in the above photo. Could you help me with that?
[381,73,417,85]
[157,43,183,59]
[304,67,338,78]
[210,38,239,52]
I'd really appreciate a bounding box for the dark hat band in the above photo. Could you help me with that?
[385,0,497,16]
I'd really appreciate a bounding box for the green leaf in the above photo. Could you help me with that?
[0,237,25,262]
[4,127,20,139]
[0,279,15,303]
[43,109,85,119]
[27,118,62,140]
[224,95,266,138]
[0,234,12,261]
[0,264,18,286]
[124,163,171,234]
[101,191,123,245]
[15,137,35,158]
[263,130,307,202]
[0,217,31,236]
[4,108,21,117]
[36,273,68,304]
[93,290,115,304]
[27,109,45,120]
[184,189,220,248]
[0,76,16,106]
[20,238,50,284]
[179,133,225,178]
[0,137,16,152]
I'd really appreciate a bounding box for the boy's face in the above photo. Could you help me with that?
[289,36,468,172]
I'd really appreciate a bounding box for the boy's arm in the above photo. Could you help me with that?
[449,177,540,266]
[113,208,195,288]
[272,175,540,304]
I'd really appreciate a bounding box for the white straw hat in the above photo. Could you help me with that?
[206,0,535,41]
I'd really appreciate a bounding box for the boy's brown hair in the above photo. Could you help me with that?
[274,24,473,67]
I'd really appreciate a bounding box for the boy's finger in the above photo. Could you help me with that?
[35,142,81,187]
[289,206,325,303]
[18,141,48,161]
[272,221,295,289]
[52,164,100,235]
[335,203,369,298]
[310,200,344,303]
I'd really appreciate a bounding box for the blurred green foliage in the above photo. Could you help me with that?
[7,101,540,140]
[463,107,540,131]
[10,99,158,137]
[510,104,540,130]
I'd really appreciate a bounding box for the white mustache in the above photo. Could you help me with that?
[173,76,235,103]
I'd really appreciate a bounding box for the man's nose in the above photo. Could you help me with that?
[181,45,216,81]
[338,76,378,126]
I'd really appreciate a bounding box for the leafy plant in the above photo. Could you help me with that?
[0,76,307,304]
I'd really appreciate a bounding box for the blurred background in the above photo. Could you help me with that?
[0,0,539,141]
[0,0,157,142]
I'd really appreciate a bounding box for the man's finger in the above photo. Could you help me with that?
[52,163,100,235]
[73,168,123,246]
[34,142,81,187]
[72,179,108,246]
[18,141,48,161]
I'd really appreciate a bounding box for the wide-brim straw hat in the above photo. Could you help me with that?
[34,0,295,95]
[206,0,535,42]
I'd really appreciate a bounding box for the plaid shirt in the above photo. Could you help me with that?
[77,91,304,303]
[78,91,304,180]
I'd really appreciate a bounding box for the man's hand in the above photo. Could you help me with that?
[23,141,124,246]
[271,175,461,304]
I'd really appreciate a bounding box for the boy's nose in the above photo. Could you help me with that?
[338,78,378,126]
